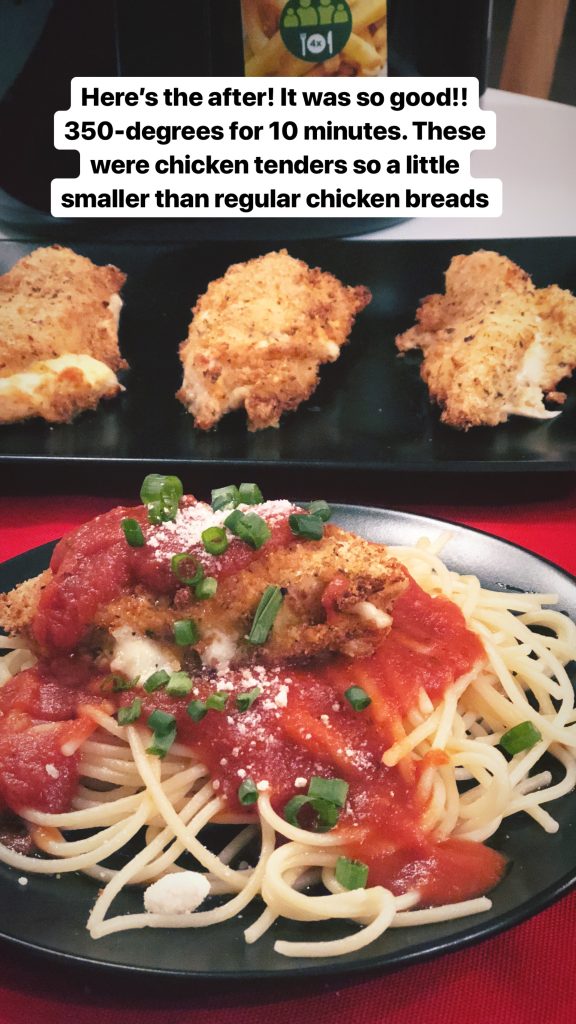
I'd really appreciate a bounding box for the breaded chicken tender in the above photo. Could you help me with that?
[0,245,127,424]
[176,250,371,431]
[0,523,407,669]
[396,251,576,429]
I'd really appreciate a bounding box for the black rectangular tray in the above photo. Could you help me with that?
[1,236,575,474]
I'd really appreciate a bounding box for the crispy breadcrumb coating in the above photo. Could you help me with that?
[0,526,407,668]
[176,250,371,431]
[0,245,127,424]
[396,251,576,429]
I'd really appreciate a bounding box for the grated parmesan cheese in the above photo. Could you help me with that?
[143,872,211,915]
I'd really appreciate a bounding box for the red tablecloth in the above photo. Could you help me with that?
[0,489,575,1024]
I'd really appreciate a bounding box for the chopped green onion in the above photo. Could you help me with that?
[140,474,183,524]
[211,485,240,512]
[283,795,313,828]
[500,721,542,755]
[166,671,193,697]
[110,675,137,692]
[224,510,271,550]
[238,778,259,805]
[171,553,203,586]
[205,691,228,712]
[147,709,176,734]
[146,726,177,759]
[288,513,324,541]
[143,669,170,693]
[283,776,349,832]
[238,482,264,505]
[146,709,177,758]
[307,500,332,522]
[121,518,145,547]
[141,474,183,506]
[146,502,164,525]
[344,686,372,712]
[117,698,142,726]
[202,526,229,556]
[223,509,243,533]
[173,619,199,646]
[283,794,340,831]
[311,798,341,830]
[308,776,349,807]
[143,670,170,693]
[195,576,218,600]
[335,856,369,891]
[187,700,207,723]
[248,585,284,645]
[236,687,261,712]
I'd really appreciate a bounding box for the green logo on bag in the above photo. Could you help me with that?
[280,0,352,62]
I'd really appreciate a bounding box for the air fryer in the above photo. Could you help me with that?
[0,0,492,240]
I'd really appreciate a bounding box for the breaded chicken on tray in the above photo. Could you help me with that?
[396,250,576,430]
[176,250,371,431]
[0,245,127,424]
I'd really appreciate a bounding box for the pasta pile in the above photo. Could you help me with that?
[0,534,574,959]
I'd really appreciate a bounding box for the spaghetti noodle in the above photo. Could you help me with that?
[0,489,574,960]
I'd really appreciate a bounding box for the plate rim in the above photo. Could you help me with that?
[0,504,575,980]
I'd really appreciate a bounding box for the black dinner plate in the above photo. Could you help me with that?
[1,505,575,978]
[0,237,575,475]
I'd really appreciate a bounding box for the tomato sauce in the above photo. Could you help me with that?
[33,498,296,654]
[1,551,505,904]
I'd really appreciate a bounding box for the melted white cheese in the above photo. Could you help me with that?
[352,601,392,630]
[110,627,180,682]
[0,354,118,421]
[505,333,562,419]
[202,631,237,671]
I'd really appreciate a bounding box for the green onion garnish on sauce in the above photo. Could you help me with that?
[140,474,183,524]
[195,576,217,600]
[248,585,284,645]
[238,482,264,505]
[146,709,177,758]
[238,778,259,805]
[307,500,332,522]
[236,687,261,712]
[500,721,542,755]
[143,669,170,693]
[288,513,324,541]
[344,686,372,712]
[171,553,203,586]
[283,776,349,832]
[121,518,145,547]
[110,675,138,692]
[211,485,240,512]
[173,619,200,646]
[205,691,228,712]
[147,709,176,733]
[202,526,229,556]
[335,856,369,890]
[224,510,271,550]
[147,728,177,758]
[308,776,348,807]
[187,700,207,723]
[117,698,142,726]
[166,671,193,697]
